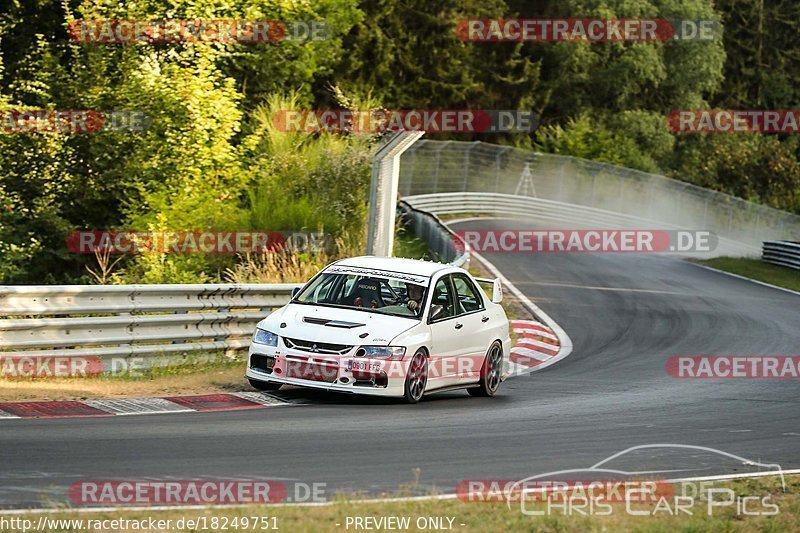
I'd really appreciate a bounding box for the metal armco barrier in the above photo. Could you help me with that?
[399,140,800,253]
[762,241,800,270]
[397,200,469,267]
[0,284,299,367]
[403,192,759,257]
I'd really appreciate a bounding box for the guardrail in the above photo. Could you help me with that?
[0,284,299,369]
[403,192,759,257]
[397,200,469,267]
[399,140,800,252]
[762,241,800,270]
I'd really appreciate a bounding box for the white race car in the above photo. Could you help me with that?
[246,256,511,403]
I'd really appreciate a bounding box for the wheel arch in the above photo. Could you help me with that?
[489,338,504,353]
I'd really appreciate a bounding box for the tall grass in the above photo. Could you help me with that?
[239,89,380,239]
[225,89,379,283]
[224,232,363,284]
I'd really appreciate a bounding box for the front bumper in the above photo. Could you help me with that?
[245,346,408,397]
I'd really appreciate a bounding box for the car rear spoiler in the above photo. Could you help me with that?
[474,277,503,304]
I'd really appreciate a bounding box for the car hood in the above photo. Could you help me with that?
[258,303,418,346]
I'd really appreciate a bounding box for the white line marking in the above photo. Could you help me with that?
[518,280,684,295]
[514,338,560,352]
[512,319,554,330]
[513,327,559,341]
[665,469,800,484]
[231,392,292,406]
[506,362,536,375]
[0,409,19,419]
[82,398,193,415]
[509,347,553,362]
[689,262,800,298]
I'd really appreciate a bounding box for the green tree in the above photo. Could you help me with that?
[333,0,542,133]
[714,0,800,109]
[674,133,800,213]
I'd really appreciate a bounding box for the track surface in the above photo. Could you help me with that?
[1,219,798,509]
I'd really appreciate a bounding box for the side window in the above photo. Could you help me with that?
[452,274,484,314]
[309,275,337,303]
[430,276,456,321]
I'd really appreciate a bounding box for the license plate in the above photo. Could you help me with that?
[348,359,381,373]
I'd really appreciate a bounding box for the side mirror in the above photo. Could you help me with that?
[429,304,445,321]
[291,287,301,299]
[491,280,503,303]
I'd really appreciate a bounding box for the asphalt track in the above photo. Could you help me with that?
[1,218,798,509]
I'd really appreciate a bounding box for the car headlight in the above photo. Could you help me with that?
[356,346,406,360]
[253,328,278,347]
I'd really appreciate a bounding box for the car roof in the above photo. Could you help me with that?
[333,256,455,278]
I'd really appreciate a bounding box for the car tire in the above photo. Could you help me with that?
[248,378,282,391]
[468,341,503,397]
[403,349,428,404]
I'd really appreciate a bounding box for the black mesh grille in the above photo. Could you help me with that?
[283,337,353,355]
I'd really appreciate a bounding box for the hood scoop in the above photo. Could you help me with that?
[303,316,366,329]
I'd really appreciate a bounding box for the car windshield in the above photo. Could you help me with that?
[293,270,429,319]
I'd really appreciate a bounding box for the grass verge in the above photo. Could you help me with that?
[0,357,247,402]
[2,474,797,532]
[699,257,800,293]
[393,227,431,260]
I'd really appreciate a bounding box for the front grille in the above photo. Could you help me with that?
[283,337,353,355]
[250,354,275,373]
[285,360,338,383]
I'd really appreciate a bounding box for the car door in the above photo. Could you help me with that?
[427,274,469,388]
[449,273,492,384]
